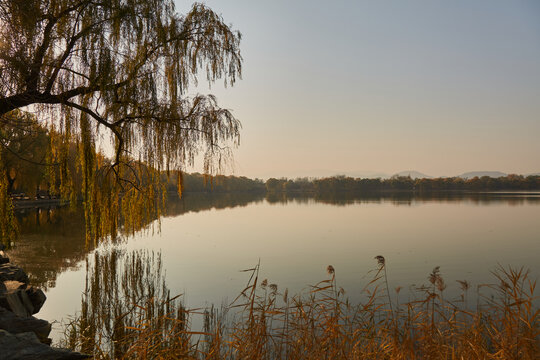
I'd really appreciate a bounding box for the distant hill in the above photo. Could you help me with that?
[458,171,507,179]
[392,171,432,179]
[259,170,540,181]
[348,171,390,179]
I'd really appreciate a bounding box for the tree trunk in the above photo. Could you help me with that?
[6,172,15,194]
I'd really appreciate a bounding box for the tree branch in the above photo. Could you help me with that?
[62,100,124,168]
[26,15,58,92]
[0,140,58,167]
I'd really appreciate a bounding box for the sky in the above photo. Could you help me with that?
[175,0,540,179]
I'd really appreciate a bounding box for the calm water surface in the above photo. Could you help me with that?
[10,193,540,341]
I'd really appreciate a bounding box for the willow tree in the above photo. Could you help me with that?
[0,110,49,195]
[0,0,242,243]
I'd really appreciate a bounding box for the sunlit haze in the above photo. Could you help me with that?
[177,0,540,179]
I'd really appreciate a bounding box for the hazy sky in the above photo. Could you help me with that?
[176,0,540,179]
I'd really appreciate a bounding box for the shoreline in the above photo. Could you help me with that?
[0,245,90,359]
[12,189,540,210]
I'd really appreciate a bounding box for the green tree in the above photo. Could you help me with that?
[0,0,242,241]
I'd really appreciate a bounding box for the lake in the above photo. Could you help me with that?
[9,192,540,342]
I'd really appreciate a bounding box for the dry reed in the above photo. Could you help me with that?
[63,251,539,359]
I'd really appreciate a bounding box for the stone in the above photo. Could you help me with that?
[26,286,47,314]
[0,329,91,360]
[0,263,29,283]
[4,280,26,291]
[0,306,51,342]
[0,261,90,359]
[15,330,40,343]
[19,288,36,315]
[4,291,31,317]
[0,262,91,360]
[0,281,34,317]
[0,250,9,264]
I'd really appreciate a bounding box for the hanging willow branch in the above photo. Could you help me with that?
[0,0,242,242]
[0,0,241,171]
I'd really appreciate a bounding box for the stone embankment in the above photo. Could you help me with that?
[0,244,90,359]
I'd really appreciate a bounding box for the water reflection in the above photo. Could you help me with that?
[9,191,540,291]
[10,206,88,290]
[9,191,540,345]
[9,192,265,288]
[64,249,188,358]
[164,192,265,216]
[268,191,540,206]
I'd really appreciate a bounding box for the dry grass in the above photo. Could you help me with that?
[63,252,539,359]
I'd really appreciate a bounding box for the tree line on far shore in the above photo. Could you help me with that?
[140,173,540,195]
[4,125,540,199]
[265,175,540,194]
[2,113,538,198]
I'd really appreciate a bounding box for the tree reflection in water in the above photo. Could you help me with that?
[11,192,540,291]
[63,249,197,359]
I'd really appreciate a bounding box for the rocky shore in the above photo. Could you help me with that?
[0,244,90,359]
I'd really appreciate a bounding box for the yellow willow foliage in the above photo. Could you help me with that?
[0,0,242,243]
[177,170,184,198]
[0,152,17,245]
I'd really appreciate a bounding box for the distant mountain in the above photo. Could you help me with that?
[392,170,432,179]
[348,171,390,179]
[258,170,539,181]
[458,171,507,179]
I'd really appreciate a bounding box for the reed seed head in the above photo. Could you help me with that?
[456,280,470,292]
[429,266,441,285]
[436,277,446,292]
[375,255,385,267]
[327,265,335,275]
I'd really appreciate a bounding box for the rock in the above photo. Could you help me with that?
[15,330,41,343]
[0,263,29,283]
[0,281,34,317]
[3,280,26,291]
[0,260,90,359]
[0,329,91,359]
[3,291,31,317]
[0,306,51,342]
[0,250,9,264]
[26,286,47,314]
[19,288,36,315]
